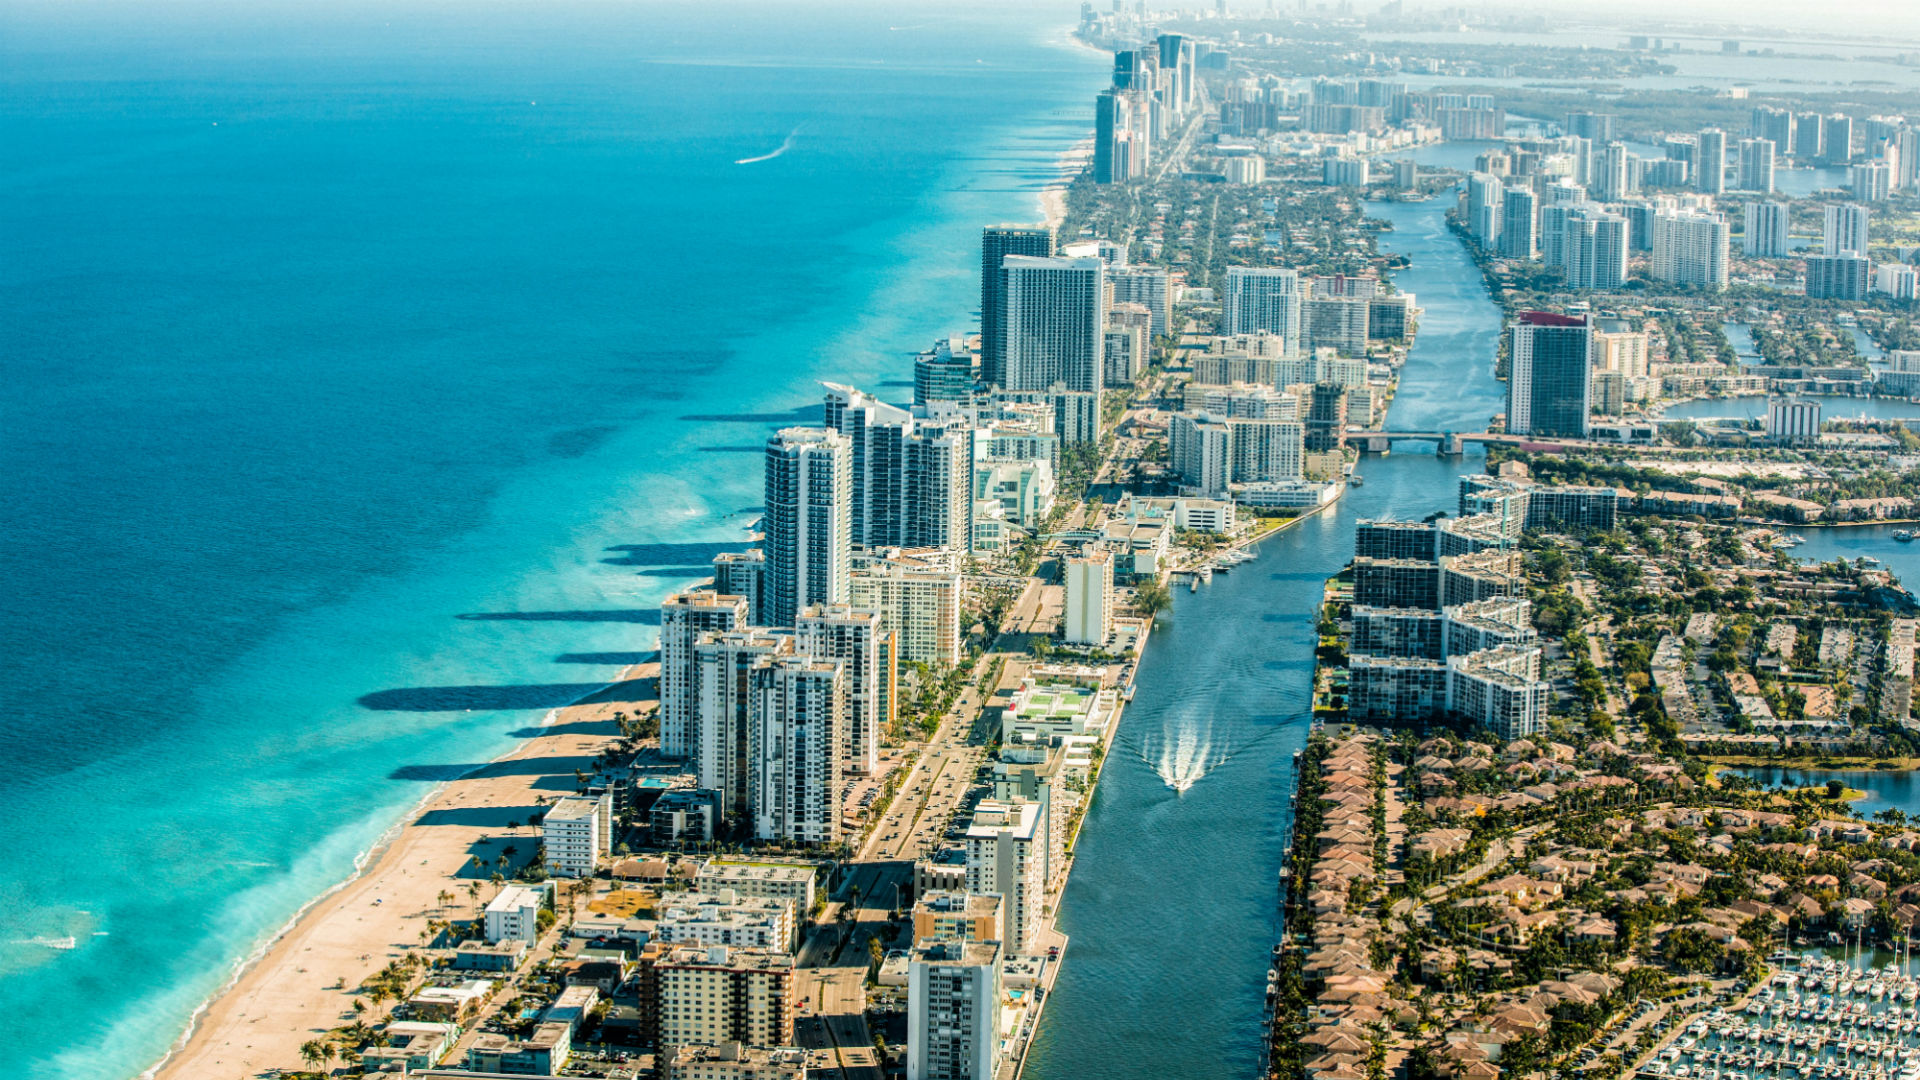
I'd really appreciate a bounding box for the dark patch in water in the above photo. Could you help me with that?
[546,425,618,459]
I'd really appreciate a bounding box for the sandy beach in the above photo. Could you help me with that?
[149,664,655,1080]
[1040,138,1093,231]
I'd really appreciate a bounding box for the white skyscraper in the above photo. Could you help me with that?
[1650,211,1731,290]
[1696,128,1727,194]
[1223,266,1302,350]
[823,383,971,552]
[1597,141,1633,202]
[763,427,852,629]
[1562,208,1629,290]
[965,799,1046,952]
[751,655,845,845]
[1744,201,1792,257]
[658,592,749,759]
[1825,202,1871,255]
[694,630,790,819]
[1064,549,1114,647]
[795,604,883,776]
[1001,256,1106,393]
[907,939,1003,1080]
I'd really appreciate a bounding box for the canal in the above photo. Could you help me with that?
[1025,193,1507,1078]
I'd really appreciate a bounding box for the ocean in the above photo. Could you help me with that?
[0,2,1105,1076]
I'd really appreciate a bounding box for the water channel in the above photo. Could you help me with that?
[1027,185,1506,1079]
[1025,143,1920,1079]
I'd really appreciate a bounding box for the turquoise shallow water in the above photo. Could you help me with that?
[0,3,1104,1076]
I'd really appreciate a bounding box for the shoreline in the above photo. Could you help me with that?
[144,662,654,1080]
[1039,136,1092,231]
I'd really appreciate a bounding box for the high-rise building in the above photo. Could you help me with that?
[848,548,962,667]
[1767,398,1822,446]
[762,428,851,629]
[751,655,845,845]
[1001,256,1105,394]
[694,630,790,819]
[1108,267,1171,337]
[1591,317,1650,380]
[980,226,1054,387]
[659,592,749,759]
[1876,263,1920,300]
[711,550,765,626]
[1561,208,1629,290]
[1499,187,1538,260]
[913,338,978,406]
[1565,111,1615,143]
[656,945,795,1050]
[1650,211,1731,290]
[1794,112,1826,160]
[1695,128,1726,194]
[1304,295,1370,356]
[1304,382,1348,453]
[795,604,882,776]
[1466,172,1504,247]
[1093,88,1151,184]
[824,383,971,552]
[1744,201,1792,257]
[965,799,1045,952]
[1823,113,1855,165]
[1825,203,1871,256]
[1105,303,1151,385]
[1852,162,1891,203]
[907,940,1003,1080]
[1222,266,1301,348]
[1064,549,1114,646]
[1738,138,1776,193]
[1597,141,1633,202]
[1750,105,1795,154]
[1508,311,1592,439]
[1806,254,1870,300]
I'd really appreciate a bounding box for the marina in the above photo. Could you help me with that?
[1642,955,1920,1080]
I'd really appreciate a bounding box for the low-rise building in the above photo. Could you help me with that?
[912,890,1005,945]
[655,889,798,953]
[484,885,546,944]
[467,1021,572,1075]
[543,794,611,879]
[695,860,818,914]
[664,1042,809,1080]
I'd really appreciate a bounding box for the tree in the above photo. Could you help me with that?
[299,1039,333,1072]
[1134,578,1172,620]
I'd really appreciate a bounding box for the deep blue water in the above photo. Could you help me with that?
[1028,196,1509,1079]
[0,3,1104,1076]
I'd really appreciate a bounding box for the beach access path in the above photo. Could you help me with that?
[151,664,655,1080]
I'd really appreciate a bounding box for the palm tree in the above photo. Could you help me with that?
[299,1039,328,1071]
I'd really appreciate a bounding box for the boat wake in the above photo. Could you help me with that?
[1153,718,1216,793]
[1119,710,1306,795]
[736,126,801,165]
